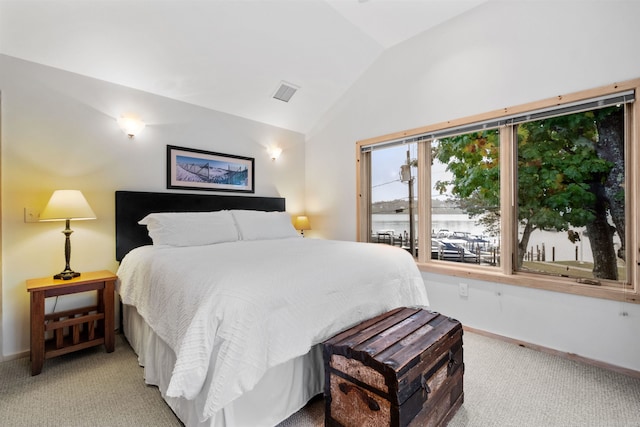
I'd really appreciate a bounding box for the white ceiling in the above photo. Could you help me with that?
[0,0,484,134]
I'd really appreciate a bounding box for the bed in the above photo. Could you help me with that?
[115,190,429,427]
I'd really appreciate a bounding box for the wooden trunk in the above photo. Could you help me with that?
[323,307,464,427]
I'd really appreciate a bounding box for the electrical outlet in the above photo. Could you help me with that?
[459,282,469,297]
[24,207,40,223]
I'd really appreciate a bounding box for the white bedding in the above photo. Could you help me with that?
[117,238,429,424]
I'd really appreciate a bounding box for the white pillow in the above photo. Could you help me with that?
[138,211,239,246]
[231,210,301,241]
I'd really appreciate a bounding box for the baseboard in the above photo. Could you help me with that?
[1,349,30,362]
[463,325,640,379]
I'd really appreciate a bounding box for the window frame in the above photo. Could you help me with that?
[356,79,640,304]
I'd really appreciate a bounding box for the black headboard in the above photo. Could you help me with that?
[115,191,286,261]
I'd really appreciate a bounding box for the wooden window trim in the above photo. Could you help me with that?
[356,78,640,304]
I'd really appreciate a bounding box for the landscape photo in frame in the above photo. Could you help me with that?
[167,145,254,193]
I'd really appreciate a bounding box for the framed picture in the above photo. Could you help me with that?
[167,145,255,193]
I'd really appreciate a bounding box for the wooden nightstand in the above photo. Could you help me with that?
[26,270,117,375]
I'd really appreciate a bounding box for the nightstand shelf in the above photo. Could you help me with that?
[26,270,117,375]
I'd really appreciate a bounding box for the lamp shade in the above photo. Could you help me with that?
[117,116,145,138]
[293,215,311,231]
[40,190,96,221]
[268,146,282,160]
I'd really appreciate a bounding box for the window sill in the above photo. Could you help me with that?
[416,261,639,304]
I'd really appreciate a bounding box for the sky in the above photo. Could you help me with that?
[370,142,451,202]
[177,155,244,171]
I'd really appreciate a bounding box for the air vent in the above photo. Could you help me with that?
[272,81,299,103]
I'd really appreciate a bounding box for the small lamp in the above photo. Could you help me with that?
[40,190,96,280]
[293,215,311,237]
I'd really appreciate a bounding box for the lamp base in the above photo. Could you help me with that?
[54,270,81,281]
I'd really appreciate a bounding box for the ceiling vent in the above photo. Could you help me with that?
[272,81,299,103]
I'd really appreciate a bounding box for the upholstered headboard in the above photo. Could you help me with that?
[115,190,286,261]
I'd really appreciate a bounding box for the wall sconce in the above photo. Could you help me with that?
[39,190,96,280]
[268,146,282,161]
[117,116,146,138]
[293,215,311,237]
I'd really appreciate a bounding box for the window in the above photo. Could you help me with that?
[431,129,501,267]
[356,79,639,303]
[366,142,419,256]
[515,105,626,285]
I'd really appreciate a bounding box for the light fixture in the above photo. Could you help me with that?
[268,146,283,161]
[117,116,145,138]
[293,215,311,237]
[40,190,96,280]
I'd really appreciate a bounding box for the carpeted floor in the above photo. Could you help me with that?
[0,334,180,427]
[279,331,640,427]
[1,331,639,426]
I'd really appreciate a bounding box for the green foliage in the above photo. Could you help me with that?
[516,112,613,233]
[433,108,617,261]
[433,129,501,237]
[433,129,500,203]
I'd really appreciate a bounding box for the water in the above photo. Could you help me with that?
[372,213,488,239]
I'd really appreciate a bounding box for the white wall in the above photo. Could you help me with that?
[425,273,640,372]
[306,1,640,371]
[0,55,306,359]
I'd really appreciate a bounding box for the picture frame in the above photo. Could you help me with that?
[167,145,255,193]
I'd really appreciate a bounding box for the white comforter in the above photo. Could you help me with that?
[117,238,429,422]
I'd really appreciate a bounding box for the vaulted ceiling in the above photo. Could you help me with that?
[0,0,484,134]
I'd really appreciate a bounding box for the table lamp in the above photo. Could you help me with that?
[294,215,311,237]
[40,190,96,280]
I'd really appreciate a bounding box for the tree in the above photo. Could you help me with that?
[433,105,623,280]
[594,108,625,263]
[519,111,618,279]
[432,129,501,237]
